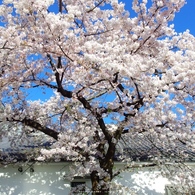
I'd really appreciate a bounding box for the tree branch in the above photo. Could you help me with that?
[8,117,59,140]
[22,118,59,140]
[47,54,73,98]
[86,0,106,13]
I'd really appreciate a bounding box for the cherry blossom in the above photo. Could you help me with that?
[0,0,195,194]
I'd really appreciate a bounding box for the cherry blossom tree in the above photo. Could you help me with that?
[0,0,195,194]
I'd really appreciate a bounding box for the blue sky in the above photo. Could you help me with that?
[122,0,195,35]
[172,0,195,35]
[0,0,194,101]
[0,0,194,36]
[21,0,195,101]
[0,0,194,35]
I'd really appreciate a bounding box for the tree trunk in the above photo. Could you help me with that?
[91,171,110,195]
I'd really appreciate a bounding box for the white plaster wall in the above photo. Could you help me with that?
[0,162,92,195]
[112,167,170,195]
[0,162,171,195]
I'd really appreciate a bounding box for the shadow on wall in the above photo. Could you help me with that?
[113,167,170,195]
[0,163,170,195]
[0,163,70,195]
